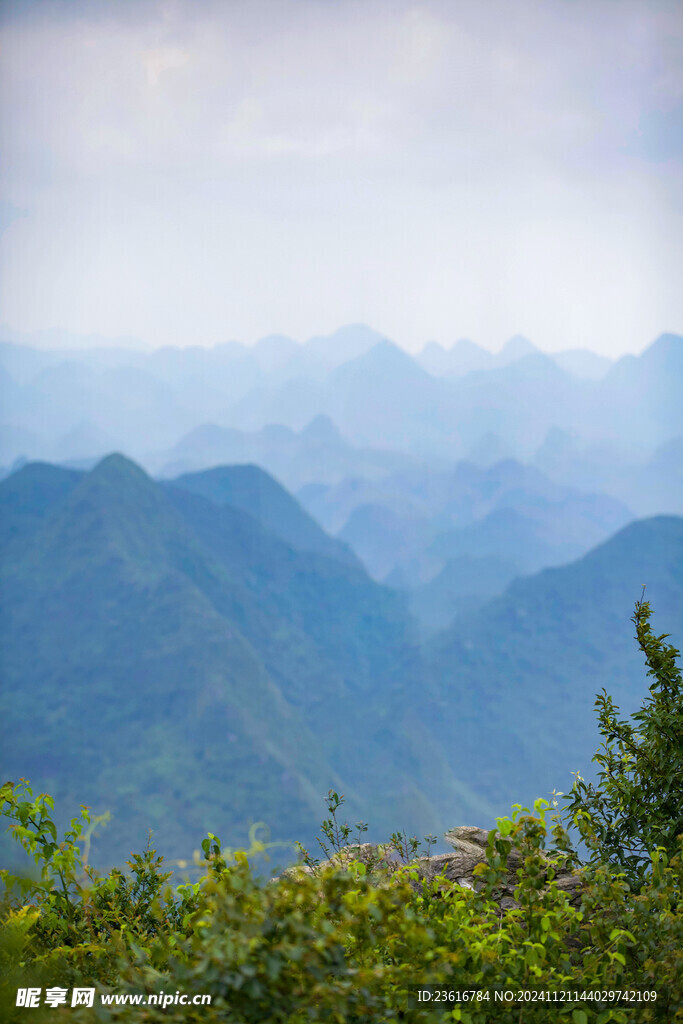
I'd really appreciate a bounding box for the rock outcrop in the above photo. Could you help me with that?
[278,825,584,910]
[420,825,583,909]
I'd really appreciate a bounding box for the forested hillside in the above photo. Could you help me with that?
[422,516,683,810]
[0,456,475,863]
[1,454,680,868]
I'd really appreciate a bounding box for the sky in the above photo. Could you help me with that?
[0,0,681,356]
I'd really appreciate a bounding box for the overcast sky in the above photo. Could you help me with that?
[0,0,681,356]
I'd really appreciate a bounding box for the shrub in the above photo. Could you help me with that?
[1,601,682,1021]
[564,595,683,887]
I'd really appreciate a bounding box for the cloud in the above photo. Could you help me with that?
[143,46,189,88]
[4,0,678,180]
[0,0,680,354]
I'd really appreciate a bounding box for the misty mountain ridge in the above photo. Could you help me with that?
[2,329,680,509]
[421,514,683,809]
[1,452,680,867]
[310,456,634,631]
[170,463,360,570]
[157,415,419,490]
[1,324,680,858]
[416,334,611,379]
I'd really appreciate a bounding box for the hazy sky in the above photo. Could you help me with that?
[0,0,681,355]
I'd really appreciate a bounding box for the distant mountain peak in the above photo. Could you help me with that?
[252,334,299,371]
[367,339,426,367]
[450,337,485,354]
[373,338,399,351]
[170,461,361,569]
[605,331,683,394]
[91,452,153,483]
[305,324,389,367]
[550,349,612,380]
[496,351,568,381]
[498,335,537,361]
[642,332,683,362]
[417,337,490,377]
[420,340,445,356]
[300,414,343,444]
[333,340,437,387]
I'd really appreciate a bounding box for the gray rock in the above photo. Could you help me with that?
[443,824,524,873]
[275,826,585,911]
[277,842,400,882]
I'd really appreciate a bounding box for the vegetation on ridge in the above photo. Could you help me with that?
[2,454,682,866]
[1,601,682,1021]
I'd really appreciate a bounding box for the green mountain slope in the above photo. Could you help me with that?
[422,515,683,813]
[170,463,359,569]
[1,455,479,864]
[158,483,485,832]
[0,461,81,549]
[0,455,343,862]
[4,456,678,867]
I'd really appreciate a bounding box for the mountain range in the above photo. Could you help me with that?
[0,456,454,863]
[1,453,681,867]
[2,329,681,516]
[1,322,681,867]
[300,458,633,632]
[156,415,419,491]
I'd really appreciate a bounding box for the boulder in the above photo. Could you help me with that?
[276,826,584,910]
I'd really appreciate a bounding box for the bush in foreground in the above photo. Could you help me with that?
[1,601,682,1022]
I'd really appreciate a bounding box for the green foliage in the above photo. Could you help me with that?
[564,595,683,886]
[0,779,205,999]
[295,789,362,867]
[3,786,683,1022]
[2,603,683,1021]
